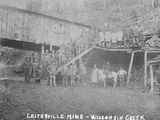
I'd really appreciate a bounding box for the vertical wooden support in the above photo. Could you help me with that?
[41,44,45,61]
[144,51,148,87]
[6,9,8,36]
[150,65,154,93]
[50,44,52,52]
[70,65,73,87]
[127,51,135,85]
[41,44,44,55]
[104,80,106,88]
[53,75,56,87]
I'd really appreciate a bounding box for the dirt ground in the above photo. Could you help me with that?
[0,81,160,120]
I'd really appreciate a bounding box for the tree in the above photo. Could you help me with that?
[152,0,159,8]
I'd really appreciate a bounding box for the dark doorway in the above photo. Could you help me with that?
[0,38,59,52]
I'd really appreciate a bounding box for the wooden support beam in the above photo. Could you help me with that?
[41,44,44,54]
[146,50,160,53]
[95,46,132,52]
[148,59,160,64]
[132,49,143,53]
[150,65,154,93]
[144,51,148,87]
[50,44,52,51]
[56,47,94,73]
[127,52,135,85]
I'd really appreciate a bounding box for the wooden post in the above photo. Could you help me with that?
[150,65,154,93]
[41,44,44,54]
[144,51,148,87]
[104,80,106,88]
[50,44,52,52]
[127,52,135,85]
[51,75,56,87]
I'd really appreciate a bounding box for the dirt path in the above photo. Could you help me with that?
[0,82,160,120]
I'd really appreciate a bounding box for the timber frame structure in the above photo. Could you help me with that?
[94,47,160,87]
[115,47,160,87]
[57,45,160,88]
[147,54,160,94]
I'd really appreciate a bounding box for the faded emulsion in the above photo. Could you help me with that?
[0,0,160,120]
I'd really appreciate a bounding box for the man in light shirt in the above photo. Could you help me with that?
[117,67,127,86]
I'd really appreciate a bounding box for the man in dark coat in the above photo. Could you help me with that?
[23,57,33,83]
[55,71,63,86]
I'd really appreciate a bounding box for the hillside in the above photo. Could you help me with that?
[0,0,159,32]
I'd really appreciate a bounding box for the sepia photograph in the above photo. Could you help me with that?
[0,0,160,120]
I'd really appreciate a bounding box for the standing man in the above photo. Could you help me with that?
[31,53,36,78]
[66,65,72,87]
[23,57,33,83]
[47,62,57,87]
[91,64,99,86]
[117,67,127,86]
[55,71,63,86]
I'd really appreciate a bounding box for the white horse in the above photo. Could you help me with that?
[105,70,118,88]
[105,68,127,88]
[117,68,127,85]
[91,67,118,88]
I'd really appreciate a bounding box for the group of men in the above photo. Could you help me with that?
[47,63,82,87]
[23,50,128,88]
[23,53,41,83]
[91,63,127,87]
[22,46,83,87]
